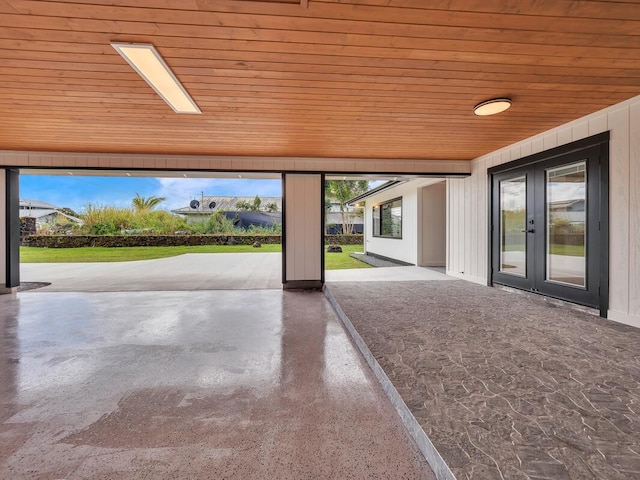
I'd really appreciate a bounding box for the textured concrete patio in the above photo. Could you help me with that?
[0,289,433,479]
[327,280,640,480]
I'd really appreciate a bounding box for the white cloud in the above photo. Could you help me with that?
[155,178,282,211]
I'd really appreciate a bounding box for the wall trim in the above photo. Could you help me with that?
[0,285,18,294]
[607,311,640,330]
[282,280,323,290]
[445,271,487,286]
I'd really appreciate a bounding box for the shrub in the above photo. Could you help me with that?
[82,204,134,235]
[130,209,188,234]
[247,223,282,235]
[80,204,187,235]
[187,211,238,234]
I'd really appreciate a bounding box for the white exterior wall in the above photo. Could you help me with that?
[447,94,640,328]
[364,181,419,264]
[419,181,447,267]
[364,178,444,265]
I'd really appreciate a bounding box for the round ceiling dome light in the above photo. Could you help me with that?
[473,98,512,116]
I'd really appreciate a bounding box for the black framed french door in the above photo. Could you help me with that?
[489,134,609,315]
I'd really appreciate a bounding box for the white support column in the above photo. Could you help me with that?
[282,173,323,289]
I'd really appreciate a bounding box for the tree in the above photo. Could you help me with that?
[235,199,252,211]
[237,196,263,212]
[252,195,262,212]
[264,202,278,213]
[325,180,369,234]
[131,193,166,211]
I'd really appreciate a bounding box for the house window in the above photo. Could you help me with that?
[373,197,402,238]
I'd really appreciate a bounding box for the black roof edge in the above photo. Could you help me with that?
[346,180,405,206]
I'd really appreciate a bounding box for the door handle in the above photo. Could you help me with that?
[521,229,535,233]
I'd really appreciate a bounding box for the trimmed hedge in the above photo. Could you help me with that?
[20,217,36,236]
[21,234,364,248]
[325,235,363,245]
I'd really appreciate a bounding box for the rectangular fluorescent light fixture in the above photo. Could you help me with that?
[111,42,201,114]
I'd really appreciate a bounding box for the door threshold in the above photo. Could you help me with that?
[493,284,600,317]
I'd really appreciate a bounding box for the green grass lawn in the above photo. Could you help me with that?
[549,244,585,257]
[325,244,372,270]
[20,244,371,270]
[503,244,585,256]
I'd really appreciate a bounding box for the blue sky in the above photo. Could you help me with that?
[20,175,283,213]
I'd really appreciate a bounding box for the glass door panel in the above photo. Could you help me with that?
[499,176,527,276]
[546,161,587,287]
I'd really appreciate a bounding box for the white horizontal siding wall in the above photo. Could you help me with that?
[447,94,640,328]
[0,151,470,176]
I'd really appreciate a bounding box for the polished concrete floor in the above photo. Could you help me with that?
[327,281,640,480]
[20,253,282,291]
[0,289,433,479]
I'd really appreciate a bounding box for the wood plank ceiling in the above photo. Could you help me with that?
[0,0,639,161]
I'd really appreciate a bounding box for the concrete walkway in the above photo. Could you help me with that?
[326,265,454,282]
[0,289,434,479]
[20,254,452,291]
[20,253,282,291]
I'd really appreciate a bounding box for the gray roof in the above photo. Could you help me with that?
[346,181,405,206]
[19,208,83,224]
[172,196,282,214]
[20,198,59,209]
[18,208,58,220]
[326,212,363,225]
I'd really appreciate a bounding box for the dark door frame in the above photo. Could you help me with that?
[4,168,20,289]
[488,132,610,316]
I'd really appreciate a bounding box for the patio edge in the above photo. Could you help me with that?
[323,285,456,480]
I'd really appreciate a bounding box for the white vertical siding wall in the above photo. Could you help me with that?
[284,174,322,283]
[447,94,640,328]
[418,182,446,267]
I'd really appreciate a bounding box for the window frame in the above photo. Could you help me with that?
[372,197,403,239]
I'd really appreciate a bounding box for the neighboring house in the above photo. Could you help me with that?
[172,196,282,228]
[347,179,447,267]
[549,198,586,225]
[325,201,364,234]
[19,199,83,227]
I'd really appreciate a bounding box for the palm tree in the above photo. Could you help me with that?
[131,193,166,211]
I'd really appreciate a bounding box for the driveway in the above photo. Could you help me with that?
[20,253,282,291]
